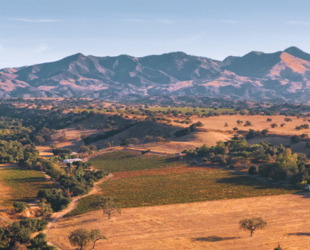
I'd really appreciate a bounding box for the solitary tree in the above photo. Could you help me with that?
[239,217,267,236]
[97,196,121,219]
[69,229,91,250]
[90,229,107,249]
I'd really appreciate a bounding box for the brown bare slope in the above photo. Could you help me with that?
[1,47,310,102]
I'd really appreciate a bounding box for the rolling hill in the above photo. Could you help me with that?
[1,46,310,103]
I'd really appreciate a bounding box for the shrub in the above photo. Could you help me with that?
[58,136,68,142]
[270,123,277,128]
[13,202,28,213]
[246,129,258,139]
[261,129,269,136]
[141,149,151,155]
[301,133,308,139]
[291,135,300,143]
[130,138,139,145]
[229,165,235,169]
[267,118,272,122]
[53,147,72,156]
[120,138,131,146]
[144,135,153,142]
[248,165,259,175]
[78,145,90,153]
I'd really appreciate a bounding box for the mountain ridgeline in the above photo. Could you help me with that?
[1,46,310,103]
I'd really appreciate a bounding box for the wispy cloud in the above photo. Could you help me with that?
[35,44,50,53]
[287,21,310,25]
[221,20,242,24]
[10,18,62,23]
[156,19,175,24]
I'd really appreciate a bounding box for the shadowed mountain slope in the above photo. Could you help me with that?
[1,47,310,103]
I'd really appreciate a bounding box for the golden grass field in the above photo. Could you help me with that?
[35,114,310,158]
[47,193,310,250]
[187,115,309,136]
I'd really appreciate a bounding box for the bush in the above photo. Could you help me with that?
[130,138,139,145]
[229,165,235,169]
[291,135,300,143]
[141,149,151,155]
[13,202,28,213]
[78,145,90,153]
[53,147,72,156]
[261,129,269,136]
[120,138,131,146]
[248,165,259,175]
[246,129,259,139]
[270,123,277,128]
[58,136,68,142]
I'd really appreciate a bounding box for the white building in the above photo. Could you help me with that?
[63,158,82,164]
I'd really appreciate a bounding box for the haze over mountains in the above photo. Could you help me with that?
[1,46,310,103]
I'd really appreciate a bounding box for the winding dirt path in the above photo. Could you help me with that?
[45,173,113,249]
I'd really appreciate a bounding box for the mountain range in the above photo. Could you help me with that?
[1,46,310,103]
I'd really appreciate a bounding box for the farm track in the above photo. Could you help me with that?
[45,173,114,249]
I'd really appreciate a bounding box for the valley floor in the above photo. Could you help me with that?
[47,193,310,250]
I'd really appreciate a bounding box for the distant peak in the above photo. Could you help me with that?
[251,51,264,56]
[284,46,310,62]
[284,46,302,52]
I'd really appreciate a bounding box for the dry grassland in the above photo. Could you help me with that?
[47,193,310,250]
[186,115,310,136]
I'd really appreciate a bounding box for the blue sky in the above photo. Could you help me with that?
[1,0,310,68]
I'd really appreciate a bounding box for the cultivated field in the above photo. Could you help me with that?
[89,151,185,173]
[68,152,297,216]
[47,193,310,250]
[0,164,54,208]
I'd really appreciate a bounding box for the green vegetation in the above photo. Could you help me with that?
[89,151,183,173]
[68,169,298,216]
[184,137,310,185]
[0,218,50,249]
[0,167,54,207]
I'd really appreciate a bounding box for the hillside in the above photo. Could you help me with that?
[1,47,310,102]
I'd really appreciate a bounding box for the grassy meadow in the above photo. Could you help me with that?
[67,169,298,216]
[89,151,184,173]
[0,167,54,207]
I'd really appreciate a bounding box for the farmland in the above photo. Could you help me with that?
[67,167,298,216]
[89,151,185,173]
[0,165,54,207]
